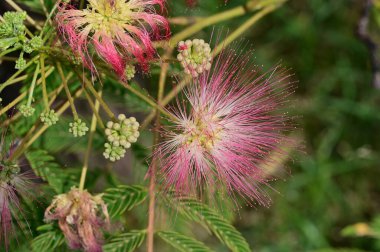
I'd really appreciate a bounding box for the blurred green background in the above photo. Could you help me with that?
[170,0,380,251]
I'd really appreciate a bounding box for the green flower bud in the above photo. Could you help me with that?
[69,119,89,137]
[30,36,43,50]
[104,114,140,149]
[40,109,59,126]
[103,142,126,162]
[15,55,26,69]
[19,104,35,117]
[124,64,136,81]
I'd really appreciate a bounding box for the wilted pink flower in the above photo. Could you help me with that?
[56,0,170,78]
[0,161,35,251]
[154,48,294,206]
[44,187,109,252]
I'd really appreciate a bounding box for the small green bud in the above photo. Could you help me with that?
[15,54,26,69]
[2,12,27,37]
[19,104,35,117]
[40,109,59,126]
[23,43,33,53]
[69,119,89,137]
[103,142,126,162]
[124,64,136,81]
[177,39,212,78]
[30,36,43,50]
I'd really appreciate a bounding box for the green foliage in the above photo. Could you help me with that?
[158,231,213,252]
[175,198,251,252]
[103,185,148,218]
[31,225,65,252]
[25,149,79,193]
[103,230,146,252]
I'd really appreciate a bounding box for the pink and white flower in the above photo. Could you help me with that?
[56,0,170,78]
[154,48,294,206]
[44,188,109,252]
[0,162,35,251]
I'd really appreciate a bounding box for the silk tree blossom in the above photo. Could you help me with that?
[0,161,35,251]
[154,48,294,206]
[44,188,109,252]
[56,0,170,78]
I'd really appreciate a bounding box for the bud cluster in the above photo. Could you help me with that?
[124,64,136,81]
[103,114,140,162]
[19,104,35,117]
[69,118,89,137]
[40,109,59,126]
[177,39,212,77]
[0,12,44,70]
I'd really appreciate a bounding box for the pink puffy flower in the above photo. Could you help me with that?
[154,48,294,206]
[44,188,109,252]
[56,0,170,78]
[0,161,35,251]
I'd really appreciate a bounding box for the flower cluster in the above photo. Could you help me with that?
[56,0,170,78]
[154,48,292,206]
[69,119,89,137]
[19,104,35,117]
[40,109,59,126]
[177,39,212,77]
[103,114,140,161]
[0,12,43,69]
[124,64,136,81]
[45,187,109,252]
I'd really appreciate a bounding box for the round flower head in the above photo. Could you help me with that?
[56,0,170,78]
[177,39,212,77]
[103,114,140,162]
[69,118,89,137]
[44,187,109,252]
[40,109,59,126]
[19,104,35,117]
[153,47,294,206]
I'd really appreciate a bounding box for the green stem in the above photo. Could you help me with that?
[26,63,40,106]
[168,0,284,46]
[0,46,21,58]
[77,72,116,121]
[146,48,172,252]
[57,63,78,119]
[121,81,176,121]
[79,91,100,191]
[0,55,40,93]
[9,87,83,161]
[83,89,105,129]
[0,67,54,117]
[39,55,49,108]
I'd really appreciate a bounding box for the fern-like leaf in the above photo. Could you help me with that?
[103,230,146,252]
[31,230,65,252]
[177,198,251,252]
[103,185,147,218]
[158,231,213,252]
[25,149,78,193]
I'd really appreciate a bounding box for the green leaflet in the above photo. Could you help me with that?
[31,229,65,252]
[158,230,213,252]
[176,198,251,252]
[0,37,18,50]
[103,185,148,218]
[25,149,79,193]
[103,230,146,252]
